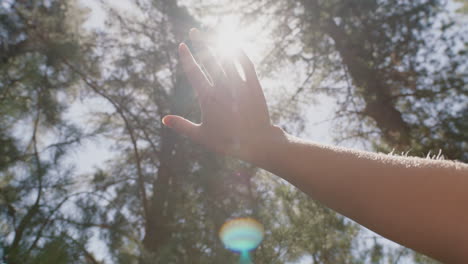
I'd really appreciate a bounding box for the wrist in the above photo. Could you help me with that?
[248,125,289,170]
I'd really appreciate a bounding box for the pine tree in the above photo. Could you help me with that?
[250,0,467,161]
[237,0,467,261]
[1,0,99,263]
[72,0,362,263]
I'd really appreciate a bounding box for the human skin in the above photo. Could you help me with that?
[162,28,468,263]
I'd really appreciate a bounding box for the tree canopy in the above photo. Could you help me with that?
[2,0,466,263]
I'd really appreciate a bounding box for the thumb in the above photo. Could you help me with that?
[162,115,201,141]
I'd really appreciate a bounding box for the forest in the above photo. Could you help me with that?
[1,0,467,263]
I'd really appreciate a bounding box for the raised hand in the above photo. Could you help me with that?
[162,28,283,165]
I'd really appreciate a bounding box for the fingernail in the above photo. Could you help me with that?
[162,116,172,127]
[179,43,190,56]
[189,28,198,40]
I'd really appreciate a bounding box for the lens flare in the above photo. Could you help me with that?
[219,217,264,263]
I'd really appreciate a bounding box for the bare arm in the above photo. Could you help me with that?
[163,29,468,263]
[261,134,468,263]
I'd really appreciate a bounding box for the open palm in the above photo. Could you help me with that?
[162,29,281,164]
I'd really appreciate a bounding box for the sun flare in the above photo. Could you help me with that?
[209,16,263,59]
[200,15,272,83]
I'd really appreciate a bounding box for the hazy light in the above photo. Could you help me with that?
[212,16,249,58]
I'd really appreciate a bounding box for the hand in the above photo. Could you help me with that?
[162,28,283,165]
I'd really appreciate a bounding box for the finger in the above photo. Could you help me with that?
[189,28,223,85]
[179,43,210,99]
[236,50,270,123]
[218,55,242,101]
[237,49,267,101]
[162,115,201,142]
[238,49,260,86]
[220,55,242,83]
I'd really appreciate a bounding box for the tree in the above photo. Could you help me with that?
[1,0,363,262]
[4,0,462,263]
[233,0,467,261]
[246,0,467,162]
[69,0,364,263]
[0,0,100,263]
[67,0,254,262]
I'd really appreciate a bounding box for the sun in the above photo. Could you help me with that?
[204,15,272,79]
[210,16,258,59]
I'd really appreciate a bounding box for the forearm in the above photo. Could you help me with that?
[256,127,468,263]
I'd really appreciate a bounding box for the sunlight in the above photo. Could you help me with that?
[212,17,247,57]
[209,16,266,60]
[206,15,272,83]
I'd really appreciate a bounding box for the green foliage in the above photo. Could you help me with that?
[0,0,97,263]
[0,133,19,171]
[255,180,360,263]
[61,0,366,263]
[1,0,466,263]
[243,0,467,261]
[258,0,468,162]
[30,237,73,264]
